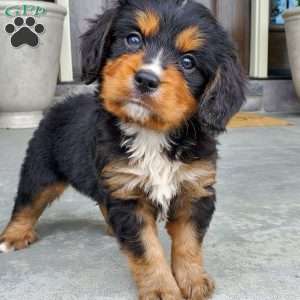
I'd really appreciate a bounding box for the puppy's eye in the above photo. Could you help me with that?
[125,32,143,50]
[180,54,196,70]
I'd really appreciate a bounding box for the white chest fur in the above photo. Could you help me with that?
[120,124,209,218]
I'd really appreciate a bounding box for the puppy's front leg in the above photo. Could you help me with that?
[107,199,182,300]
[166,192,216,300]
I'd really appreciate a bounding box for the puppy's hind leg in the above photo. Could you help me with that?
[0,182,67,253]
[0,151,67,253]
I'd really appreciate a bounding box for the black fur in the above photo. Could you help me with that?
[8,0,245,262]
[13,95,118,215]
[107,200,145,257]
[199,58,246,133]
[81,8,117,84]
[191,190,216,242]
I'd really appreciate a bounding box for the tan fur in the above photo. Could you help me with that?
[167,221,215,300]
[0,183,66,250]
[136,10,160,37]
[176,26,205,52]
[150,66,198,131]
[125,202,182,300]
[102,159,144,200]
[166,161,216,300]
[101,52,145,121]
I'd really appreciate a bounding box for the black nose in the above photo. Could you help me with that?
[134,70,160,93]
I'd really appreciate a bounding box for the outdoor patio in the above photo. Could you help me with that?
[0,114,299,300]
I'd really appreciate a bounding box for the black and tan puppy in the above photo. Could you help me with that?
[0,0,245,299]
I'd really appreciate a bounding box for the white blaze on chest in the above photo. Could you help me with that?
[120,124,199,218]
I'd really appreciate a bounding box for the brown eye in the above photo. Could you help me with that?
[180,54,196,70]
[125,32,143,50]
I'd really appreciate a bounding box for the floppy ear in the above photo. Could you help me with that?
[199,55,246,133]
[81,8,117,84]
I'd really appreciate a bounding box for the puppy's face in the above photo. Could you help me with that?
[82,0,246,133]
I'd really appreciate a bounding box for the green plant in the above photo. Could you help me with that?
[297,0,300,7]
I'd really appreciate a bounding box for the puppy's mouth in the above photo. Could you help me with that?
[121,96,158,123]
[126,98,153,112]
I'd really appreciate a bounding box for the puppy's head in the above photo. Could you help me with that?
[81,0,245,133]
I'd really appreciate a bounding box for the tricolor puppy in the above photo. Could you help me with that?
[0,0,245,299]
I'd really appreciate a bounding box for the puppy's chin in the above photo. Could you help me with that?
[104,97,170,132]
[124,100,152,123]
[113,98,166,131]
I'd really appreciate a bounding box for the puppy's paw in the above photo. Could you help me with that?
[0,228,38,253]
[139,289,182,300]
[138,274,183,300]
[0,241,14,253]
[176,271,215,300]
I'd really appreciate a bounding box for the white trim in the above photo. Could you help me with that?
[141,50,163,77]
[56,0,74,82]
[250,0,270,78]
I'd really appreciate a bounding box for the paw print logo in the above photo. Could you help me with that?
[5,17,45,48]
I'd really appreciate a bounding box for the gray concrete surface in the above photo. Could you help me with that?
[0,115,300,300]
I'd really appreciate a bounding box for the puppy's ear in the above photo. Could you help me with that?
[81,8,117,84]
[199,54,246,133]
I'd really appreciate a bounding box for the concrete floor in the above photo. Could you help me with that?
[0,114,300,300]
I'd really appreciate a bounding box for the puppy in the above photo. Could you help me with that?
[0,0,245,299]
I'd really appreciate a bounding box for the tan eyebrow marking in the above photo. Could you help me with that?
[135,10,160,37]
[175,26,205,52]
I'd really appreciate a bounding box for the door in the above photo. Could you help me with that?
[197,0,251,73]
